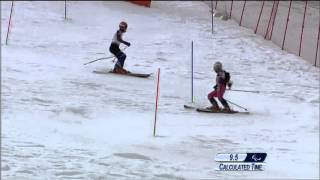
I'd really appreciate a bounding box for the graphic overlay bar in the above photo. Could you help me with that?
[215,153,247,162]
[215,153,267,171]
[216,162,265,171]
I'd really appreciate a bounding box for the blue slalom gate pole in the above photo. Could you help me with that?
[191,40,194,103]
[64,0,67,20]
[211,0,213,34]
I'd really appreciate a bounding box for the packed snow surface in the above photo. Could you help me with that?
[1,1,319,179]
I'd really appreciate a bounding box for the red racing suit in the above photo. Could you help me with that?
[208,70,228,101]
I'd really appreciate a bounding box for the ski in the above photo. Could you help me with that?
[184,104,250,114]
[183,104,198,109]
[93,70,151,78]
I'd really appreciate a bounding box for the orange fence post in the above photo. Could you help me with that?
[5,1,14,45]
[299,1,308,56]
[282,0,292,50]
[153,68,160,137]
[229,0,233,18]
[239,0,246,26]
[315,24,320,66]
[269,1,279,40]
[265,1,276,39]
[255,1,265,34]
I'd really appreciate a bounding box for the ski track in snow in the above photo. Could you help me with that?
[1,1,319,179]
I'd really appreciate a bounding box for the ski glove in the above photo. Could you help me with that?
[227,80,233,89]
[213,85,217,90]
[125,42,131,47]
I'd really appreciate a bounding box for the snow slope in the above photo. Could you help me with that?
[1,1,319,179]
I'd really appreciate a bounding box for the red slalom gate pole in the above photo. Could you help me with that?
[239,0,246,26]
[282,0,292,50]
[255,0,265,34]
[315,24,320,66]
[229,0,233,18]
[269,1,279,40]
[265,1,276,39]
[5,1,14,45]
[153,68,160,137]
[299,0,308,56]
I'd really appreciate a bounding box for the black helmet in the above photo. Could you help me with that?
[213,61,222,72]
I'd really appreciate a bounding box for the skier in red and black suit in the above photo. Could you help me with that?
[109,21,131,74]
[207,61,233,112]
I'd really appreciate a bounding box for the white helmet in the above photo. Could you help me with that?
[213,61,223,72]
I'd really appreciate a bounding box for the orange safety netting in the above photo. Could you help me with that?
[129,1,151,7]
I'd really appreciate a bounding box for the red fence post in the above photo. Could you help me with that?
[282,0,292,50]
[229,0,233,18]
[265,1,276,39]
[315,24,320,66]
[269,1,279,40]
[239,0,246,26]
[153,68,160,137]
[5,1,14,45]
[299,1,308,56]
[255,0,265,34]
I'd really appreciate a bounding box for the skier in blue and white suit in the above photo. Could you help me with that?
[109,21,131,74]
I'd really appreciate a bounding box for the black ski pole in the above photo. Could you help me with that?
[228,89,283,94]
[225,99,248,111]
[83,56,114,65]
[83,46,128,66]
[228,89,260,93]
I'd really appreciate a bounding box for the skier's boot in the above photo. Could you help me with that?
[211,104,220,112]
[220,99,232,113]
[113,66,128,74]
[208,98,220,112]
[222,106,232,113]
[118,67,128,74]
[113,66,119,73]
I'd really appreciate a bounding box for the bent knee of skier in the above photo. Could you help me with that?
[119,53,126,67]
[121,53,126,59]
[115,54,125,67]
[217,96,225,101]
[208,91,216,100]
